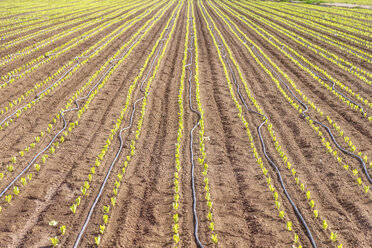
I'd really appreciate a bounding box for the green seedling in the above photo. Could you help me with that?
[13,186,19,195]
[60,225,66,235]
[95,235,101,245]
[103,214,108,224]
[49,220,58,226]
[50,237,59,247]
[211,234,218,244]
[99,225,105,234]
[323,219,328,230]
[70,204,77,214]
[286,221,292,231]
[313,210,318,218]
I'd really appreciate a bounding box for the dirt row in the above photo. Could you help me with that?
[239,1,372,49]
[0,1,370,247]
[232,1,372,69]
[0,4,150,115]
[205,1,371,247]
[218,1,372,135]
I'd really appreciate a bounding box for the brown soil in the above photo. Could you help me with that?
[0,1,370,248]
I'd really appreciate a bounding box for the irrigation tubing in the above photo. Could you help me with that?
[281,46,369,118]
[72,6,180,247]
[235,13,372,184]
[185,13,204,248]
[201,2,318,247]
[0,9,151,126]
[252,46,372,185]
[0,8,158,200]
[239,14,369,118]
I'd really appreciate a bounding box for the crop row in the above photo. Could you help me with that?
[199,0,309,247]
[0,0,166,206]
[229,1,372,85]
[46,1,179,246]
[217,0,372,181]
[0,1,159,134]
[258,2,372,40]
[219,0,372,121]
[0,0,156,118]
[0,4,126,66]
[246,1,372,48]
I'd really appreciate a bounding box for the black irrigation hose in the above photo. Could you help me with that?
[185,13,204,248]
[240,14,369,117]
[201,2,318,247]
[72,6,180,247]
[252,46,372,185]
[0,8,156,200]
[281,46,369,118]
[234,13,372,184]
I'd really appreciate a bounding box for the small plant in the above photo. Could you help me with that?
[209,222,215,231]
[294,233,299,243]
[50,237,59,247]
[110,197,116,206]
[103,205,110,213]
[309,200,315,209]
[286,221,292,231]
[306,191,311,200]
[34,163,40,172]
[330,232,337,242]
[103,214,108,224]
[49,220,58,226]
[70,204,77,214]
[207,212,213,221]
[211,234,218,243]
[279,211,284,219]
[313,210,318,218]
[356,177,362,185]
[5,194,12,203]
[300,183,305,191]
[173,233,180,244]
[323,219,328,230]
[13,186,19,195]
[21,177,27,186]
[95,235,101,245]
[60,225,66,235]
[275,200,280,210]
[99,225,105,234]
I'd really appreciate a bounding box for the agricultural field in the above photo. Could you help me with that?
[0,0,371,247]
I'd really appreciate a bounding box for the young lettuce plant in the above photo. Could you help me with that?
[50,237,59,247]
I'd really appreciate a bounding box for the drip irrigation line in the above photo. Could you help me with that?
[281,46,369,117]
[232,11,372,183]
[0,9,151,126]
[201,2,317,247]
[185,12,204,248]
[0,8,158,200]
[252,46,372,185]
[72,6,180,247]
[239,13,369,117]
